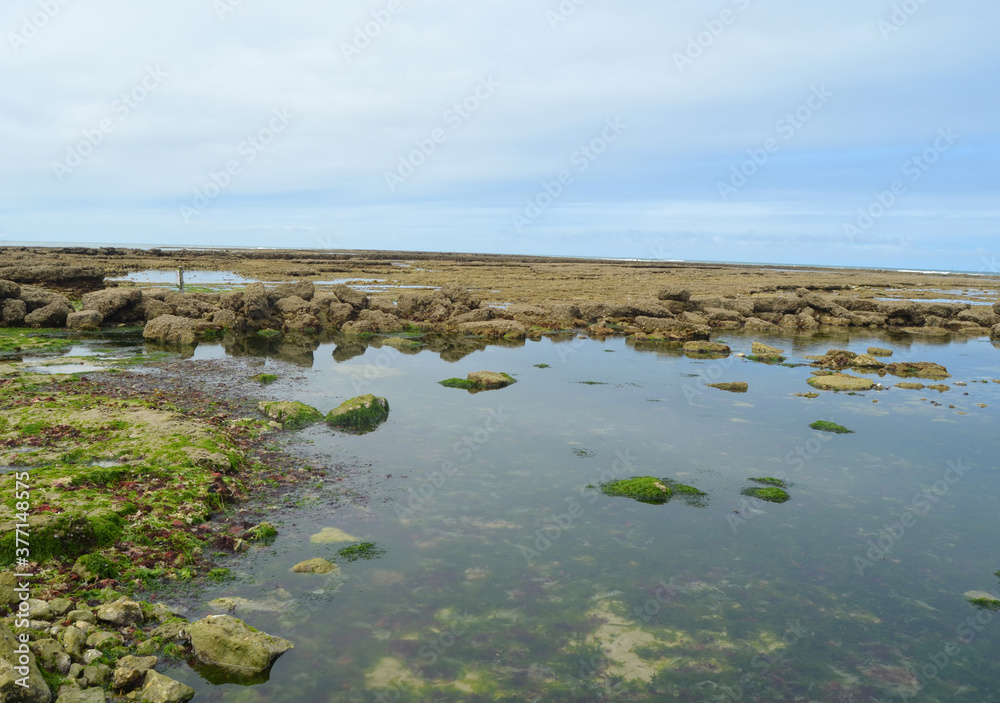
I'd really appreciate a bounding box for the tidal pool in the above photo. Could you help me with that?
[150,331,1000,701]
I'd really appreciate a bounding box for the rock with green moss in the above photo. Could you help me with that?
[884,361,950,380]
[742,477,790,503]
[807,373,874,392]
[111,654,158,691]
[139,670,196,703]
[751,342,784,358]
[97,598,144,627]
[707,382,747,393]
[683,341,731,357]
[440,371,516,392]
[246,522,277,542]
[325,395,390,433]
[257,401,323,429]
[186,614,293,682]
[809,420,854,434]
[600,476,706,506]
[73,554,119,582]
[253,373,279,385]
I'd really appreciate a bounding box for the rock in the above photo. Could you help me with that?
[96,598,144,627]
[0,265,103,294]
[850,354,885,369]
[956,306,998,327]
[325,395,390,433]
[682,341,731,356]
[138,670,196,703]
[143,299,173,321]
[24,301,71,328]
[66,310,103,331]
[457,320,527,339]
[466,371,516,389]
[85,631,123,649]
[49,599,74,618]
[884,361,950,380]
[807,373,875,392]
[185,614,293,679]
[81,650,102,665]
[867,347,893,357]
[331,284,368,310]
[310,527,359,544]
[743,317,781,332]
[150,621,187,643]
[707,382,748,393]
[32,639,72,675]
[271,281,315,302]
[242,282,270,321]
[27,599,54,621]
[751,342,784,357]
[211,309,238,328]
[1,298,27,325]
[0,622,51,703]
[143,315,198,345]
[0,279,22,300]
[342,309,404,334]
[111,655,157,691]
[992,323,1000,341]
[18,286,72,313]
[55,687,107,702]
[274,296,309,315]
[291,558,336,574]
[80,288,142,322]
[657,287,690,303]
[257,401,323,429]
[60,627,87,659]
[81,664,110,688]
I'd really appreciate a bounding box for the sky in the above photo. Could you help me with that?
[2,0,999,271]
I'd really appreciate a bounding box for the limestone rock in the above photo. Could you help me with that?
[257,401,323,429]
[807,373,875,392]
[291,558,336,574]
[185,614,293,679]
[1,298,27,326]
[0,279,22,300]
[24,301,71,328]
[66,310,103,331]
[138,670,196,703]
[143,315,199,345]
[80,288,142,322]
[657,287,690,303]
[867,347,893,357]
[111,655,157,691]
[751,342,784,357]
[96,598,143,627]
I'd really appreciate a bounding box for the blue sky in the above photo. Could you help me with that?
[2,0,998,271]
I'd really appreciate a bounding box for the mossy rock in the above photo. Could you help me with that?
[751,342,784,357]
[707,382,748,393]
[683,341,731,357]
[807,373,874,392]
[741,486,790,503]
[600,476,706,506]
[746,354,786,364]
[440,371,516,393]
[257,401,323,429]
[867,347,893,357]
[896,382,925,390]
[809,420,854,434]
[325,395,390,434]
[0,507,124,565]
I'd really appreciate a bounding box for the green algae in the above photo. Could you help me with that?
[741,486,791,503]
[258,400,324,429]
[0,328,75,355]
[440,371,516,393]
[247,521,278,542]
[810,420,854,434]
[337,542,386,562]
[600,477,707,506]
[254,373,279,385]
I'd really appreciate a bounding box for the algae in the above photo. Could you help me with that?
[810,420,854,434]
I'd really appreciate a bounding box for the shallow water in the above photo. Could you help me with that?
[79,331,1000,699]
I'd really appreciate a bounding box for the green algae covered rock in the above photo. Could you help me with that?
[325,395,390,434]
[257,401,323,429]
[707,382,748,393]
[600,476,707,506]
[742,477,791,503]
[809,420,854,434]
[440,371,516,392]
[186,614,293,683]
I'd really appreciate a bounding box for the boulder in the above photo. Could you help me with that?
[958,306,1000,326]
[211,309,238,328]
[80,664,110,688]
[325,394,390,434]
[143,299,173,321]
[66,310,103,331]
[751,342,783,357]
[138,670,196,703]
[632,316,710,341]
[257,401,323,429]
[743,317,781,333]
[50,689,103,703]
[242,283,270,321]
[80,288,142,322]
[275,296,309,315]
[111,655,157,691]
[96,598,144,627]
[0,279,21,300]
[219,290,244,312]
[1,298,27,326]
[185,614,293,679]
[31,639,71,675]
[867,347,893,357]
[270,281,315,302]
[993,323,1000,342]
[440,284,478,308]
[994,301,1000,316]
[683,341,731,356]
[458,320,527,339]
[883,361,950,380]
[850,354,885,369]
[341,309,403,334]
[24,301,71,328]
[464,371,516,390]
[331,284,368,310]
[0,622,50,703]
[18,286,71,313]
[143,315,199,345]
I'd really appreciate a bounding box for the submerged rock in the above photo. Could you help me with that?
[325,394,390,433]
[706,382,747,393]
[807,373,875,391]
[257,401,323,429]
[291,558,336,574]
[186,614,293,680]
[440,371,516,392]
[310,527,360,544]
